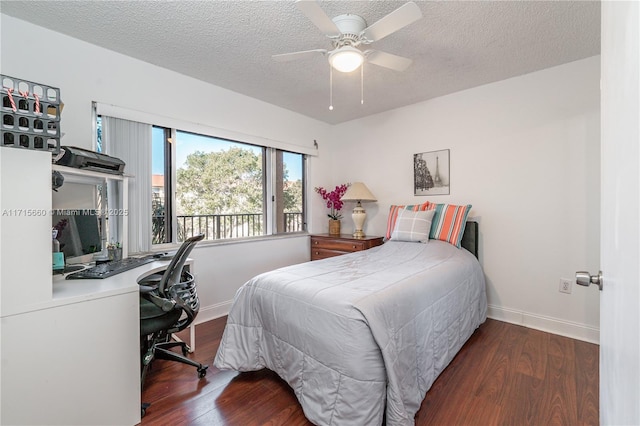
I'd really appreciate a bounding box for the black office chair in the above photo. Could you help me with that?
[139,234,207,406]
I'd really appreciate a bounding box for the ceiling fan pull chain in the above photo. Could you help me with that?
[329,64,334,111]
[361,63,364,105]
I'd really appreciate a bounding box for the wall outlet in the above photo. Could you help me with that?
[559,278,573,294]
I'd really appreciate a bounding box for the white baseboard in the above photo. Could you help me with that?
[193,301,600,345]
[194,300,233,325]
[487,304,600,344]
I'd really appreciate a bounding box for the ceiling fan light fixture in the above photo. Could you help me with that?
[329,46,364,73]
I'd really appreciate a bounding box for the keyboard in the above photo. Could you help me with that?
[66,256,155,280]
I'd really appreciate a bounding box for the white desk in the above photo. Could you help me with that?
[1,258,190,426]
[52,259,183,305]
[53,258,197,349]
[0,149,169,425]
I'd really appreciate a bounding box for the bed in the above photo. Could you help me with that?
[214,220,487,425]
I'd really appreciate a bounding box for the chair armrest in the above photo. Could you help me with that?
[138,273,163,288]
[140,290,176,312]
[139,284,157,293]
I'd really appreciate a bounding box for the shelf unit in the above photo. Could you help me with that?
[52,163,130,259]
[1,148,140,425]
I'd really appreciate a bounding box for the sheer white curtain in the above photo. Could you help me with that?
[102,116,152,254]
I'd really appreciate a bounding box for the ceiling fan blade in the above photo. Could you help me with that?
[272,49,327,62]
[365,50,413,72]
[295,0,341,38]
[361,2,423,42]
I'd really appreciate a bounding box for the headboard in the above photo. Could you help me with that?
[461,221,479,258]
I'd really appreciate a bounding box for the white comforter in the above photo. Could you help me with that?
[214,240,487,425]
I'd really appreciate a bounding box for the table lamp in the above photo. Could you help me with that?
[341,182,377,238]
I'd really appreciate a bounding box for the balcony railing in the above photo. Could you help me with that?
[152,212,303,243]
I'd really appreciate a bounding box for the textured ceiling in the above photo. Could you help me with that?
[0,1,600,125]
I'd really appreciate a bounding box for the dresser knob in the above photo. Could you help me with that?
[353,245,357,249]
[315,251,319,255]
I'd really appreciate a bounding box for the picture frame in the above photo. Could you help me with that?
[414,149,450,195]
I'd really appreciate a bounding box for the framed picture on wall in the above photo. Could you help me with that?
[414,149,450,195]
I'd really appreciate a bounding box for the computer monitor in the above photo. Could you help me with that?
[52,209,102,264]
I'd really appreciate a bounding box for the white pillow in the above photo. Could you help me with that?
[390,208,436,243]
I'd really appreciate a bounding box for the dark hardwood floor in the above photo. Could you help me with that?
[139,317,598,426]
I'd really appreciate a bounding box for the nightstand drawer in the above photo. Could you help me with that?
[309,234,384,261]
[311,238,367,252]
[310,248,346,260]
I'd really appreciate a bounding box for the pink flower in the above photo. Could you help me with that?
[315,183,350,220]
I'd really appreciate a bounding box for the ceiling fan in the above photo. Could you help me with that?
[273,1,423,73]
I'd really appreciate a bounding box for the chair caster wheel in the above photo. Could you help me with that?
[197,366,208,378]
[141,402,151,417]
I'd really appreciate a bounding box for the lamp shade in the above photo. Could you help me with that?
[342,182,377,202]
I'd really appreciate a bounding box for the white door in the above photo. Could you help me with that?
[599,2,640,424]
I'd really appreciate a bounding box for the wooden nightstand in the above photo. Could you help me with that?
[310,234,384,261]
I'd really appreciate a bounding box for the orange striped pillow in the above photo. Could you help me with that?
[429,204,472,248]
[385,202,433,240]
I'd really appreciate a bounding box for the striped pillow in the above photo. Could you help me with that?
[429,204,472,248]
[391,208,436,243]
[385,202,433,240]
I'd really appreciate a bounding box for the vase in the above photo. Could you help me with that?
[108,247,123,261]
[328,219,341,235]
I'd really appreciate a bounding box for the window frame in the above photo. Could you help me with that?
[153,126,174,244]
[152,126,307,247]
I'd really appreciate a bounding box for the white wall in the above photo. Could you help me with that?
[0,15,331,319]
[319,57,601,342]
[1,15,601,341]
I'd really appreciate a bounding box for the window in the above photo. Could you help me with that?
[152,126,171,244]
[152,127,305,244]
